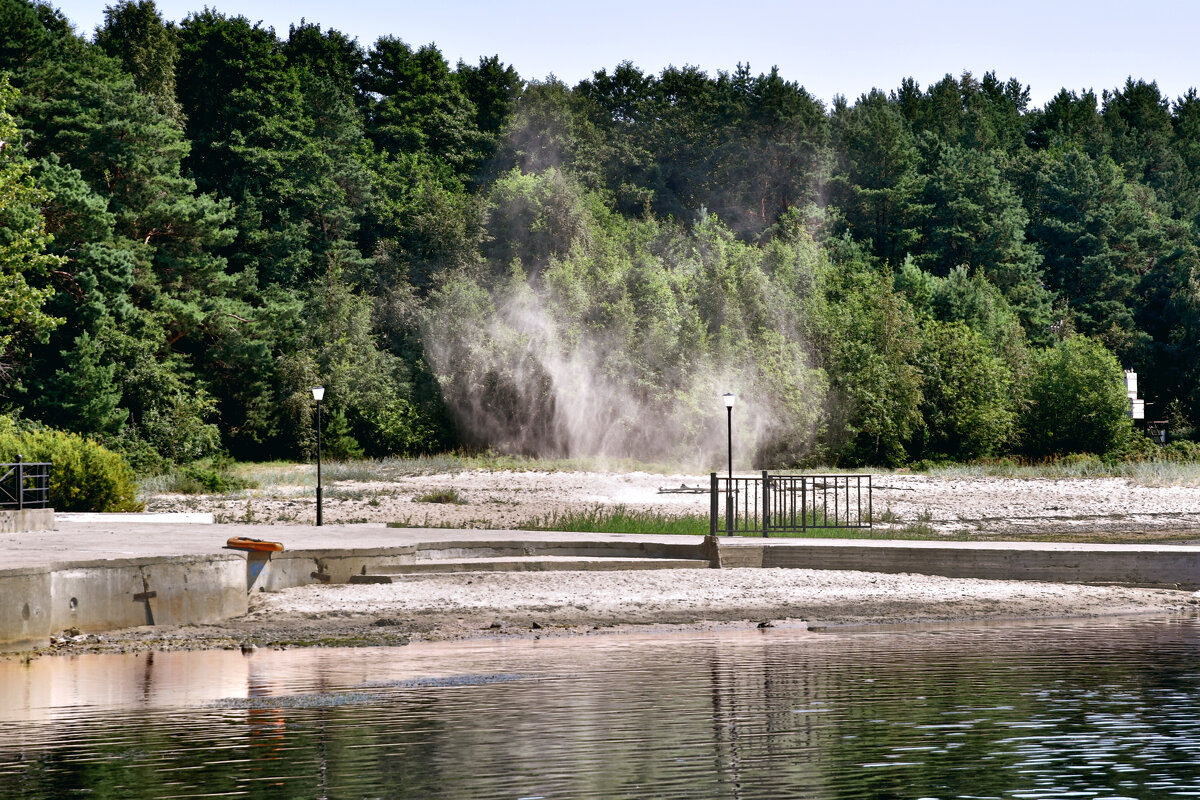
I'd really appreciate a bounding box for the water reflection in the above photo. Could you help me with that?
[2,618,1200,798]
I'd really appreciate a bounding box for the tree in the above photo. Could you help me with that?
[830,89,924,265]
[95,0,183,123]
[1170,89,1200,225]
[913,142,1053,337]
[1020,336,1131,457]
[0,76,62,378]
[710,65,829,235]
[360,37,486,175]
[817,254,923,466]
[914,321,1016,460]
[1102,79,1186,215]
[1028,88,1104,154]
[1030,148,1162,356]
[457,54,522,139]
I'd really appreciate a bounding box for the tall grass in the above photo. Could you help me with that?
[929,457,1200,485]
[521,506,711,535]
[515,505,922,539]
[214,453,685,488]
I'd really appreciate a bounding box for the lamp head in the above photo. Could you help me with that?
[723,392,735,409]
[311,386,325,402]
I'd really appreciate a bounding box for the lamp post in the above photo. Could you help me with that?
[723,392,735,534]
[312,386,324,526]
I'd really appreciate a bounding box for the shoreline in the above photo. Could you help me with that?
[28,567,1198,658]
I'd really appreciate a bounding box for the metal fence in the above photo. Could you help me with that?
[709,472,871,536]
[0,457,52,510]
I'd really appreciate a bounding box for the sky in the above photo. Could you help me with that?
[46,0,1200,108]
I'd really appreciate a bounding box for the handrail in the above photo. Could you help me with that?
[0,456,52,510]
[709,472,872,537]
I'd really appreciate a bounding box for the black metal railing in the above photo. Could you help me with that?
[710,472,871,536]
[0,456,52,510]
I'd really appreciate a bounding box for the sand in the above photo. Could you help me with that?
[148,469,1200,538]
[43,567,1198,656]
[34,470,1200,656]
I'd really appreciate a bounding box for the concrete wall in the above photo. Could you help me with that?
[8,534,1198,653]
[0,509,54,533]
[728,539,1200,590]
[1,555,248,652]
[0,567,51,651]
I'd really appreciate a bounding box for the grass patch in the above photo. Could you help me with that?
[928,456,1200,485]
[513,505,917,539]
[148,460,260,495]
[521,506,711,535]
[413,488,467,504]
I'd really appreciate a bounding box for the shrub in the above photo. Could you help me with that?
[1019,336,1132,458]
[0,417,142,511]
[1164,440,1200,462]
[413,488,466,504]
[913,321,1016,461]
[168,460,258,495]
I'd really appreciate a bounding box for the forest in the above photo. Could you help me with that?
[2,0,1200,474]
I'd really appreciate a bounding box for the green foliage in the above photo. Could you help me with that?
[95,0,183,122]
[0,76,63,370]
[5,2,1200,471]
[818,256,923,466]
[913,321,1016,460]
[0,416,141,511]
[169,459,257,494]
[1019,336,1132,457]
[412,488,466,504]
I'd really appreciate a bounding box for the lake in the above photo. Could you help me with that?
[3,616,1200,799]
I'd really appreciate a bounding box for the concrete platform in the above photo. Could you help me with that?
[4,515,1200,652]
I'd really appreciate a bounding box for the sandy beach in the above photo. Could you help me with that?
[147,469,1200,538]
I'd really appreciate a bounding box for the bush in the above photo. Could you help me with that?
[1163,440,1200,462]
[913,321,1016,461]
[167,460,258,495]
[1019,336,1132,458]
[0,417,142,511]
[413,488,466,504]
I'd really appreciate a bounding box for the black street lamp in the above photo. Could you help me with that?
[723,392,735,534]
[312,386,324,526]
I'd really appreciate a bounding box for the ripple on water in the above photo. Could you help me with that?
[2,618,1200,799]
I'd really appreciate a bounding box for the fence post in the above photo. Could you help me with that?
[761,470,770,538]
[709,473,718,535]
[15,454,23,511]
[801,475,807,533]
[867,474,872,528]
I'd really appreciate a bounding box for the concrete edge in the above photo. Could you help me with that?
[0,508,54,533]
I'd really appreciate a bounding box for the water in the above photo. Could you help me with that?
[3,617,1200,799]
